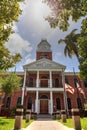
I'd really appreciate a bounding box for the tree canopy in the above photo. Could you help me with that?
[0,0,23,70]
[0,72,22,94]
[44,0,87,79]
[44,0,87,30]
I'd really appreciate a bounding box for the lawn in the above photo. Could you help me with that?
[0,117,33,130]
[58,117,87,130]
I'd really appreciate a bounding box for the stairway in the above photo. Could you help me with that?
[37,114,52,121]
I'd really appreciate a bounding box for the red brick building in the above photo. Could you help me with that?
[0,39,87,115]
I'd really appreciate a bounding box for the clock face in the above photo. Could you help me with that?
[43,45,49,50]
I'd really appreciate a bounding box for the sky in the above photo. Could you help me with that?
[6,0,82,72]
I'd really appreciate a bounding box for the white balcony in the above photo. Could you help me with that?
[26,87,64,92]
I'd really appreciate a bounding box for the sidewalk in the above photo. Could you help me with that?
[23,121,74,130]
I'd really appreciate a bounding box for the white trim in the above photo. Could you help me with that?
[26,87,64,92]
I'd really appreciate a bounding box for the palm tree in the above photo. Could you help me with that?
[58,29,80,61]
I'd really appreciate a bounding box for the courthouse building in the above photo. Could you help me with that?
[0,39,87,115]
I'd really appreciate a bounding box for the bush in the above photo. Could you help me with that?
[16,104,24,109]
[10,107,16,117]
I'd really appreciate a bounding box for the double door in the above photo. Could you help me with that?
[40,100,48,114]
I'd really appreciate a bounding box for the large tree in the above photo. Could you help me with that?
[44,0,87,79]
[78,18,87,79]
[0,72,22,94]
[0,0,23,70]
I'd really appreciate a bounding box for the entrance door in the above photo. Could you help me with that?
[40,100,48,114]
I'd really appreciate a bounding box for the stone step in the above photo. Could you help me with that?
[37,114,52,119]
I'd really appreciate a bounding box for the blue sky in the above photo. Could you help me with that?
[6,0,81,72]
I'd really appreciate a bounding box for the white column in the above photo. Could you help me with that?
[35,91,39,114]
[36,71,39,88]
[62,69,68,111]
[50,91,53,114]
[35,71,39,113]
[21,69,26,105]
[49,71,52,88]
[49,71,53,114]
[48,79,50,87]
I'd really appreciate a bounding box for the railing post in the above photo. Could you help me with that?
[14,108,23,130]
[61,110,67,122]
[72,109,82,130]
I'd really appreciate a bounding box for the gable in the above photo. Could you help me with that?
[23,58,66,70]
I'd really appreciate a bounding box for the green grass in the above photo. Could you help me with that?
[58,118,87,130]
[0,117,34,130]
[81,118,87,130]
[58,118,73,128]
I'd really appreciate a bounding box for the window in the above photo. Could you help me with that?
[67,98,72,109]
[6,97,11,108]
[84,80,87,88]
[55,78,59,87]
[40,55,48,59]
[74,78,78,88]
[17,97,21,105]
[56,98,61,110]
[29,78,33,87]
[40,95,48,99]
[27,97,32,109]
[41,76,48,87]
[65,78,69,84]
[77,98,82,109]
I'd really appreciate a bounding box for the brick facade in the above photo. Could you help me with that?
[0,39,87,116]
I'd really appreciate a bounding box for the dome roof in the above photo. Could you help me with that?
[37,39,52,52]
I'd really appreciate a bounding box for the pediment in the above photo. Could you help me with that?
[23,58,66,70]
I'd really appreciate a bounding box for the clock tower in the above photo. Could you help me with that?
[36,39,52,60]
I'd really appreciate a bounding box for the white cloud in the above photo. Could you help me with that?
[12,23,19,33]
[19,0,58,39]
[25,54,35,64]
[53,52,62,61]
[6,33,32,55]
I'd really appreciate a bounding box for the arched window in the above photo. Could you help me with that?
[40,55,48,59]
[40,95,48,99]
[56,98,61,110]
[6,97,11,108]
[29,78,33,87]
[27,97,32,109]
[74,78,78,88]
[67,98,72,109]
[65,78,69,84]
[17,97,21,105]
[55,78,59,87]
[77,98,82,109]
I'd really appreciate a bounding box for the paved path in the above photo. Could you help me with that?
[24,121,74,130]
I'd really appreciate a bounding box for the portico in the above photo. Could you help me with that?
[21,39,66,115]
[22,66,66,114]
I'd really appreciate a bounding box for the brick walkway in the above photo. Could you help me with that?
[23,121,74,130]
